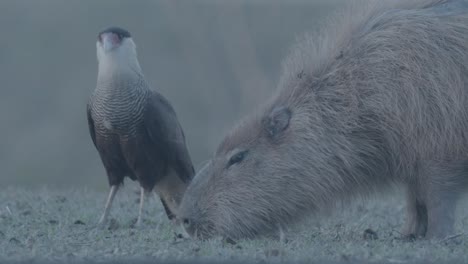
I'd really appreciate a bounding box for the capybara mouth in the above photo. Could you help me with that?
[182,219,216,240]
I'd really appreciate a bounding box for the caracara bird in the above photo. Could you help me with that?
[86,26,195,227]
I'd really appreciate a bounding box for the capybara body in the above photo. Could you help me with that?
[178,0,468,240]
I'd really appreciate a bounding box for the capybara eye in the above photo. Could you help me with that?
[227,150,248,168]
[183,218,191,227]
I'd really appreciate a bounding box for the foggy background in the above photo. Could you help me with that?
[0,0,342,190]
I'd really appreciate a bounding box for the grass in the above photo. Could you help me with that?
[0,183,467,264]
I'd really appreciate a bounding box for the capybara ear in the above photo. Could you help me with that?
[263,106,292,138]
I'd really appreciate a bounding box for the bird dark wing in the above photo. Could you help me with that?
[143,91,195,183]
[86,103,97,148]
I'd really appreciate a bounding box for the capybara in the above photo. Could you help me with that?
[178,0,468,240]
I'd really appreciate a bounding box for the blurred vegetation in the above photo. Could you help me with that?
[0,0,343,189]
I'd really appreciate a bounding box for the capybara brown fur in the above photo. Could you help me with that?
[178,0,468,240]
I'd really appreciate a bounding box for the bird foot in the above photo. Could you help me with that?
[131,218,144,229]
[96,218,108,230]
[396,233,418,242]
[96,218,119,231]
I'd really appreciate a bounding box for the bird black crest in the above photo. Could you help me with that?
[98,26,131,39]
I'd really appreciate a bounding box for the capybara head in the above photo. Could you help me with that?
[177,102,335,239]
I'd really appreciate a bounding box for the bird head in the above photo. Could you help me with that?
[96,27,140,71]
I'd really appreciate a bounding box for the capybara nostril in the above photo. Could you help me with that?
[182,218,191,228]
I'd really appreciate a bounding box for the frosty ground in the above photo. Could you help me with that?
[0,184,467,264]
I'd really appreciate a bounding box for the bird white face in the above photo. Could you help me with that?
[96,35,136,60]
[95,27,140,74]
[99,32,122,52]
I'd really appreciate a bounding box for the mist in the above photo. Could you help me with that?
[0,0,342,189]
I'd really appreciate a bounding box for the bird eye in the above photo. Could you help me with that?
[227,150,248,168]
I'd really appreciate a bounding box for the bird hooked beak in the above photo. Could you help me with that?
[98,32,121,52]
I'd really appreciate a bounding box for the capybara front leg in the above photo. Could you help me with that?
[402,186,427,239]
[425,190,457,239]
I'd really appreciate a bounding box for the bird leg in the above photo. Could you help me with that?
[98,185,119,227]
[135,187,146,228]
[153,192,177,225]
[153,191,182,239]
